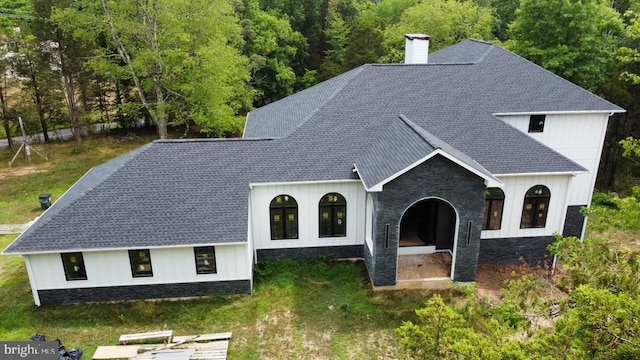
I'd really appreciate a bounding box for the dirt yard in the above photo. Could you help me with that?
[476,263,556,303]
[0,166,46,180]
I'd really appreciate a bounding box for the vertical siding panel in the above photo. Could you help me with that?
[498,113,608,206]
[251,181,366,250]
[482,175,570,239]
[31,244,250,291]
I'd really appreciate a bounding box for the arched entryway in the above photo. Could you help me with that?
[400,198,456,251]
[398,198,457,279]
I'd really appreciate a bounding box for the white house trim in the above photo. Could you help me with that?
[495,171,584,177]
[493,110,625,116]
[249,179,362,188]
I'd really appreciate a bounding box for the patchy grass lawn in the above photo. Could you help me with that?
[0,233,443,359]
[0,134,157,224]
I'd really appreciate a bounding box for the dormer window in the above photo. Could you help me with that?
[528,115,546,132]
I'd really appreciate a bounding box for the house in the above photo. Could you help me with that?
[3,36,624,306]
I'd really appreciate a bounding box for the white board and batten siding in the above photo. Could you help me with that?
[497,113,609,205]
[25,244,251,291]
[250,181,367,251]
[481,174,571,239]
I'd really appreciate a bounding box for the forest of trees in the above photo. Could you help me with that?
[0,0,639,188]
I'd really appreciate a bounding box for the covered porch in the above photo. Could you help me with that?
[372,253,454,291]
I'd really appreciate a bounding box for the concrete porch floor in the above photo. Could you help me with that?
[373,253,453,291]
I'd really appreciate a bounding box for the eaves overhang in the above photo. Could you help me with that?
[2,241,248,256]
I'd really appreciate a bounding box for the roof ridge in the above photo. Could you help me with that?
[474,42,496,63]
[397,114,499,183]
[397,114,440,149]
[285,66,367,136]
[468,38,494,45]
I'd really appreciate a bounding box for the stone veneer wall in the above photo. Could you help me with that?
[368,155,486,285]
[256,245,363,261]
[38,280,250,305]
[478,236,555,266]
[562,205,587,238]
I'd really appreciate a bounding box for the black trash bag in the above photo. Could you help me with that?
[56,338,82,360]
[66,349,83,360]
[30,334,47,342]
[57,339,67,358]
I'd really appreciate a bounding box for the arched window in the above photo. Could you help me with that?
[270,195,298,240]
[520,185,550,228]
[483,188,505,230]
[319,193,346,237]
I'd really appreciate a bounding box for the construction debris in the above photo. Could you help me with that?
[93,331,231,360]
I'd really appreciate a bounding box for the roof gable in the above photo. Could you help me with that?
[355,115,501,191]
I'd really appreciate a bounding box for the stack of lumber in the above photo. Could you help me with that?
[92,331,232,360]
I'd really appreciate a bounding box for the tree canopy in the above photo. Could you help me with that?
[508,0,623,91]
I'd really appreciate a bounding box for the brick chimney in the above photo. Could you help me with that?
[404,34,430,64]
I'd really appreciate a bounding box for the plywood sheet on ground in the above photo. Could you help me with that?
[92,345,143,359]
[119,330,173,344]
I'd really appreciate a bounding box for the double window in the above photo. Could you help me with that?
[270,195,298,240]
[319,193,346,237]
[194,246,217,274]
[482,188,504,230]
[61,252,87,281]
[520,185,550,228]
[268,192,348,239]
[129,249,153,277]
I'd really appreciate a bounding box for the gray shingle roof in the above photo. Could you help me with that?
[355,115,498,190]
[428,39,496,64]
[4,39,623,254]
[243,66,364,138]
[5,139,276,254]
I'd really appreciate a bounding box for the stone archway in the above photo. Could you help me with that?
[399,198,456,253]
[397,198,457,280]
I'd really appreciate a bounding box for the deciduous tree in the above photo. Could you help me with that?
[101,0,253,138]
[508,0,623,91]
[381,0,493,63]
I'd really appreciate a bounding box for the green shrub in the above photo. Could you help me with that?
[591,191,619,209]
